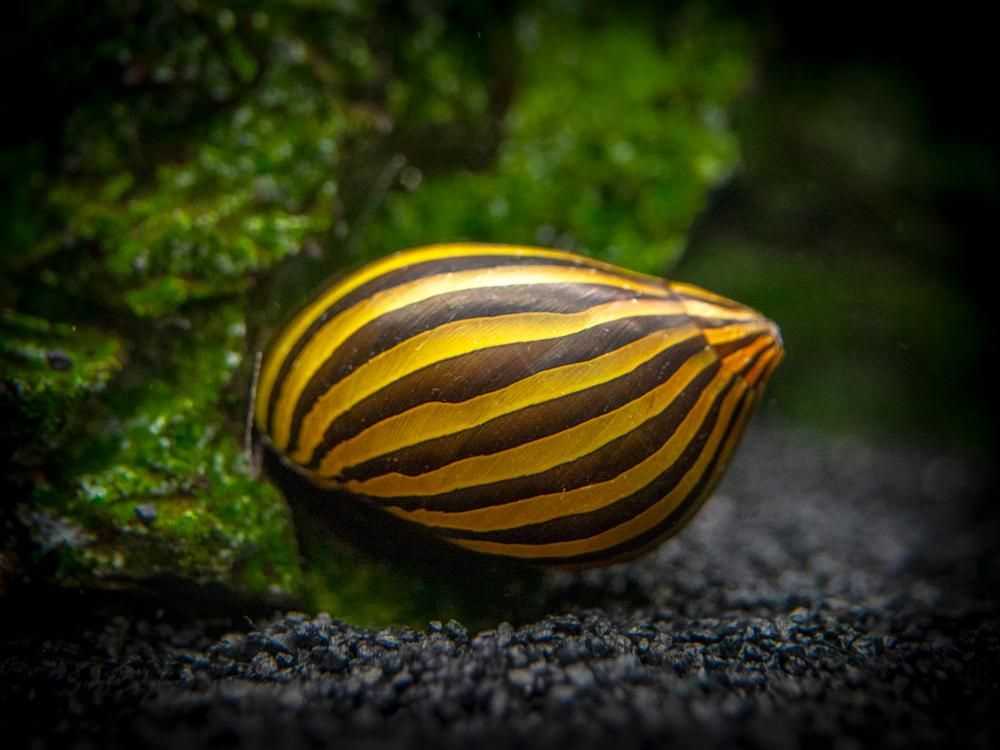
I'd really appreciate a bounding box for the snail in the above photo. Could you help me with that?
[254,244,782,566]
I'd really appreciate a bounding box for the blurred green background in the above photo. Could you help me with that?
[1,0,994,622]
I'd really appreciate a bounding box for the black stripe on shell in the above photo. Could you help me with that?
[306,313,692,471]
[338,333,707,482]
[485,342,772,564]
[529,385,754,565]
[356,361,721,513]
[286,282,669,455]
[265,252,612,434]
[439,370,739,544]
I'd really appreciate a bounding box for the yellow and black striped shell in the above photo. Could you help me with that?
[255,244,782,566]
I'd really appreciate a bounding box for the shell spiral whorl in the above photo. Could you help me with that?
[255,244,783,566]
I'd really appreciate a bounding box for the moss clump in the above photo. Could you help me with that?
[13,16,371,319]
[361,5,752,273]
[293,505,546,630]
[17,304,301,596]
[1,1,404,601]
[1,310,122,465]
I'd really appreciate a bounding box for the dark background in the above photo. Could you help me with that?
[679,0,996,454]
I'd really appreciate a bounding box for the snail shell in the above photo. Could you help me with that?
[255,244,782,566]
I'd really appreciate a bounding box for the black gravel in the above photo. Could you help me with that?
[2,423,998,749]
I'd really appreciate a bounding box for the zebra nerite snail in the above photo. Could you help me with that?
[254,244,782,566]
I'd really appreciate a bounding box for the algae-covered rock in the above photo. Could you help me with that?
[1,1,755,622]
[15,303,301,598]
[361,4,752,273]
[1,310,122,465]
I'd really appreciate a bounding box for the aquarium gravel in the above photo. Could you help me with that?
[2,423,996,749]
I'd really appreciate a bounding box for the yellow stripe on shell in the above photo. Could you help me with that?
[383,360,735,532]
[448,370,750,559]
[669,281,755,308]
[312,323,704,479]
[702,321,779,346]
[335,344,717,497]
[255,243,671,436]
[581,381,756,568]
[290,296,687,466]
[271,264,676,453]
[378,335,773,533]
[676,296,765,324]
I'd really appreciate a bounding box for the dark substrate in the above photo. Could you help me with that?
[2,422,998,749]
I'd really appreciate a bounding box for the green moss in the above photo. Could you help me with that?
[296,510,546,630]
[360,5,752,274]
[0,2,398,602]
[16,303,301,597]
[37,46,362,318]
[1,310,122,465]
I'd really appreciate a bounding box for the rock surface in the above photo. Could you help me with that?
[1,2,752,606]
